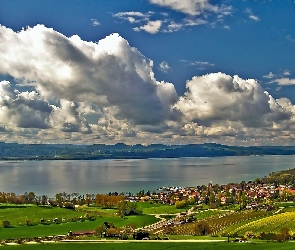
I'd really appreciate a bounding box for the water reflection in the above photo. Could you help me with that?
[0,155,294,197]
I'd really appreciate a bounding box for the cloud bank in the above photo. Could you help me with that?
[0,24,294,145]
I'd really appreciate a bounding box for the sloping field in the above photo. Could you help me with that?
[231,211,295,236]
[168,210,269,236]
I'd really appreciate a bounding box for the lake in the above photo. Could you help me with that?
[0,155,294,197]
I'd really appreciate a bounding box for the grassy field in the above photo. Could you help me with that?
[137,202,188,214]
[0,214,159,240]
[2,242,295,250]
[2,202,295,242]
[0,205,87,226]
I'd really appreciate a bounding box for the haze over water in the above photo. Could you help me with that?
[0,155,294,197]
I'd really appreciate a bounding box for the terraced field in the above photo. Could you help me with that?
[231,211,295,236]
[167,210,270,236]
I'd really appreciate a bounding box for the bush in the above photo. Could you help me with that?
[209,203,219,209]
[70,217,79,222]
[194,221,211,236]
[53,218,60,224]
[25,219,35,226]
[121,233,128,240]
[2,220,11,228]
[260,232,276,240]
[63,202,75,210]
[95,225,106,237]
[244,231,256,239]
[175,200,187,209]
[277,228,292,241]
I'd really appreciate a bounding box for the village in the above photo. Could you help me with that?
[127,180,295,210]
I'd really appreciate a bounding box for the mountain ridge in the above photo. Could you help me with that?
[0,142,295,160]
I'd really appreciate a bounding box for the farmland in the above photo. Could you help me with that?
[2,168,295,246]
[0,204,159,240]
[231,211,295,236]
[2,201,295,242]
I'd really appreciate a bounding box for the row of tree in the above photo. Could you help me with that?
[0,192,48,205]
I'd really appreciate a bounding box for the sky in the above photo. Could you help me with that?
[0,0,295,146]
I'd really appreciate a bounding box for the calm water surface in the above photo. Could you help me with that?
[0,155,294,197]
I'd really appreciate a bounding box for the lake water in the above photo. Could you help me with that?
[0,155,294,197]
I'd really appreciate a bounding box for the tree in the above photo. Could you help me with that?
[86,193,91,206]
[244,231,256,239]
[238,190,246,210]
[41,195,48,206]
[24,191,35,204]
[117,201,142,216]
[55,193,63,204]
[95,194,124,208]
[254,178,261,184]
[209,192,215,205]
[216,191,222,206]
[175,200,187,209]
[277,227,292,241]
[194,221,211,236]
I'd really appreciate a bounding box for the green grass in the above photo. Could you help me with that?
[137,202,189,214]
[2,242,295,250]
[0,205,86,226]
[273,202,295,208]
[281,206,295,212]
[195,210,227,220]
[0,215,159,240]
[219,204,241,211]
[78,206,117,214]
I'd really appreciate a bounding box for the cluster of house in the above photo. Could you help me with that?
[127,182,295,208]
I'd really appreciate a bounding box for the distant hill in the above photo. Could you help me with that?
[1,142,295,160]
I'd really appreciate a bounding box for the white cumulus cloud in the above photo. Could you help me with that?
[0,81,52,129]
[0,25,178,127]
[175,73,291,128]
[245,8,260,21]
[271,78,295,86]
[0,25,295,145]
[159,61,170,73]
[135,20,162,34]
[263,72,275,79]
[90,19,100,26]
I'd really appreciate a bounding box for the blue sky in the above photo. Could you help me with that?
[0,0,295,145]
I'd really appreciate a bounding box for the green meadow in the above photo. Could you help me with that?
[3,242,295,250]
[0,204,159,240]
[137,202,188,214]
